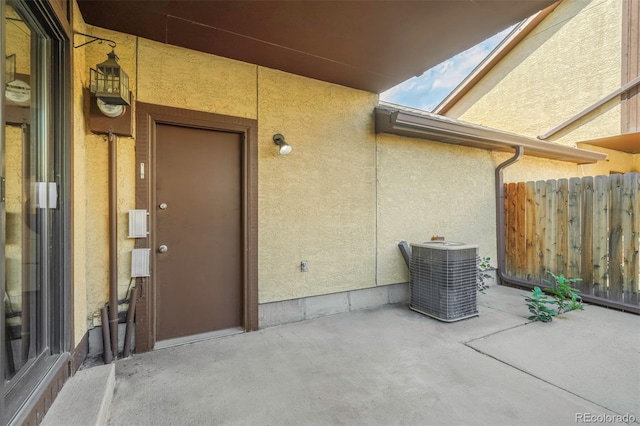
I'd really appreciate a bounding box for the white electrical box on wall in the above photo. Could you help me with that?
[128,209,148,238]
[131,248,151,277]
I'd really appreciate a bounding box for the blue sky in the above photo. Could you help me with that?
[380,25,516,112]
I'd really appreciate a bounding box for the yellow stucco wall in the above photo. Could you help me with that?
[71,0,89,347]
[70,0,625,333]
[70,14,139,338]
[376,135,498,285]
[137,40,257,119]
[73,23,378,314]
[447,0,622,145]
[257,68,377,302]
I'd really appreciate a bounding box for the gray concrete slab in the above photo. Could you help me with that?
[107,286,638,426]
[467,302,640,420]
[42,363,115,426]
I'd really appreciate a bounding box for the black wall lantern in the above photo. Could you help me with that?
[90,49,130,106]
[74,32,133,135]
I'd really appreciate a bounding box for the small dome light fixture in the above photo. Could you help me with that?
[273,133,292,155]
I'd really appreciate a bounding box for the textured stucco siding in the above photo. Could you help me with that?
[447,0,622,144]
[376,135,497,285]
[72,1,89,345]
[75,25,138,332]
[257,68,378,302]
[137,40,257,119]
[577,145,634,174]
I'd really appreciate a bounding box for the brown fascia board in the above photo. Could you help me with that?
[375,105,607,165]
[434,2,561,115]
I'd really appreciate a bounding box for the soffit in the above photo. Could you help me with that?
[76,0,556,93]
[376,103,607,164]
[578,133,640,154]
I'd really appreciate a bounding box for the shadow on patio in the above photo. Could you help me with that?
[110,286,640,425]
[107,285,639,425]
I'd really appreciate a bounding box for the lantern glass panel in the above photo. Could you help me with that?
[6,53,16,83]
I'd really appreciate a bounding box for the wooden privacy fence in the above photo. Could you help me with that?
[504,172,639,307]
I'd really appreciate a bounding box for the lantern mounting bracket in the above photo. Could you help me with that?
[73,31,117,49]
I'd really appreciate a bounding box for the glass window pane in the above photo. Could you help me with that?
[3,0,48,392]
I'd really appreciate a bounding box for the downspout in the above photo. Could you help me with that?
[108,130,119,359]
[495,146,527,287]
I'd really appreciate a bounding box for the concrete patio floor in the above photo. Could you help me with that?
[107,285,639,425]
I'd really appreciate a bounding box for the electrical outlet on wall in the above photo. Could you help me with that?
[301,260,309,272]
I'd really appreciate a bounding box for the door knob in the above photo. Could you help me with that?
[159,203,168,210]
[158,245,168,253]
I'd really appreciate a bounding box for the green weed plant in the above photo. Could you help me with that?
[477,256,493,294]
[525,272,584,322]
[545,272,584,314]
[525,286,556,322]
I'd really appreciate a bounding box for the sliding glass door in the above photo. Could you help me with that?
[2,0,69,423]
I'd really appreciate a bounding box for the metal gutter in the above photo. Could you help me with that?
[375,104,607,164]
[434,2,561,115]
[495,147,640,315]
[539,75,640,140]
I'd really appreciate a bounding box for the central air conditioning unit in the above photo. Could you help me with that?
[410,241,478,322]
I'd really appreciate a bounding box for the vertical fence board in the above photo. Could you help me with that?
[544,180,557,279]
[535,181,547,280]
[505,183,516,276]
[567,177,582,279]
[525,181,537,281]
[581,177,595,295]
[608,174,624,301]
[593,176,609,297]
[503,182,508,273]
[515,182,527,278]
[622,173,639,305]
[556,179,569,276]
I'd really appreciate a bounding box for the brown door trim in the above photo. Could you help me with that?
[134,102,258,353]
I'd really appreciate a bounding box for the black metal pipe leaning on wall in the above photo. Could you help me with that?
[398,241,411,269]
[101,306,113,364]
[123,286,138,358]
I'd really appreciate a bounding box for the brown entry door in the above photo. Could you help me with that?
[155,123,243,342]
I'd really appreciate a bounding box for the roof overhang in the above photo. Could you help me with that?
[578,133,640,154]
[76,0,556,93]
[375,104,607,164]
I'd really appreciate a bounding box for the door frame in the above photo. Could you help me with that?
[135,102,258,352]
